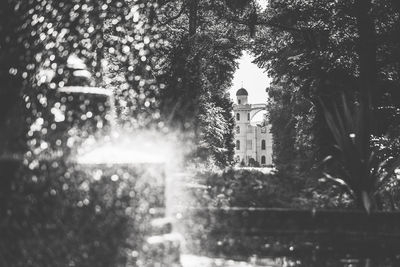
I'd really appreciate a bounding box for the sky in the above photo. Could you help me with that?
[228,0,270,104]
[256,0,268,10]
[228,51,271,104]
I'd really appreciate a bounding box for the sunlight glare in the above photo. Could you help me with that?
[76,131,180,165]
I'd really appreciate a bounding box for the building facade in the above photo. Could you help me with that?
[233,88,273,166]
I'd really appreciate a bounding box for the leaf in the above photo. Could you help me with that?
[322,172,354,197]
[361,191,372,214]
[376,156,400,190]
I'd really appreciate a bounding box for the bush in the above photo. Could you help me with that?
[187,168,354,210]
[0,159,165,267]
[189,168,299,208]
[180,167,355,254]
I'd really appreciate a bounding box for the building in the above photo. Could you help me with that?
[233,88,273,166]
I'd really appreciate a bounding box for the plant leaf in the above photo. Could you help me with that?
[322,172,354,197]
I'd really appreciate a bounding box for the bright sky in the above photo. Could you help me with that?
[228,0,270,104]
[257,0,268,10]
[228,51,271,104]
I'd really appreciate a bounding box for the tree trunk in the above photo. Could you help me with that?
[355,0,377,103]
[185,0,201,133]
[0,1,29,153]
[354,0,378,210]
[354,0,377,155]
[188,0,199,37]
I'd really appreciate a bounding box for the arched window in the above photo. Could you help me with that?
[236,113,240,121]
[238,99,241,104]
[236,126,240,134]
[261,140,266,150]
[247,113,250,121]
[236,140,240,150]
[261,156,266,164]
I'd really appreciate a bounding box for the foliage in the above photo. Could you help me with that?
[247,0,400,210]
[191,168,296,208]
[255,0,399,144]
[154,0,245,166]
[267,81,315,176]
[0,0,169,266]
[0,160,166,266]
[321,95,400,213]
[190,168,350,209]
[0,0,165,154]
[197,100,231,166]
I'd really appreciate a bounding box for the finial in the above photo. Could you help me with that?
[241,81,244,88]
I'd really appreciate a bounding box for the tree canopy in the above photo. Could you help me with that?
[248,0,400,210]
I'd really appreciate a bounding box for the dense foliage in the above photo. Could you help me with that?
[0,0,252,265]
[0,0,164,153]
[154,0,248,166]
[189,168,351,209]
[248,0,400,210]
[0,160,165,266]
[0,1,168,266]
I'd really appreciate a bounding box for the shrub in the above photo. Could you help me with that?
[189,168,299,208]
[187,167,354,210]
[321,95,400,212]
[0,159,164,267]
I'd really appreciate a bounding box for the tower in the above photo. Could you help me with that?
[233,87,273,166]
[236,87,248,105]
[234,88,251,164]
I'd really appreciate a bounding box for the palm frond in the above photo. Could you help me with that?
[320,94,377,212]
[322,172,354,197]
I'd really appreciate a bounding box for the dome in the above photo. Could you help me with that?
[236,88,248,96]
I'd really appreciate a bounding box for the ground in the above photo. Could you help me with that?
[181,254,286,267]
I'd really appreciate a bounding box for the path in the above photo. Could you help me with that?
[181,254,287,267]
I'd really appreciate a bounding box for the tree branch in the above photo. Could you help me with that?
[214,5,308,35]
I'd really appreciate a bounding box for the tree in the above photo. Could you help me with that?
[267,81,314,175]
[247,0,400,210]
[0,1,170,266]
[154,0,244,166]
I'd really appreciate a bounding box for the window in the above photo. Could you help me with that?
[261,140,266,150]
[236,140,240,150]
[236,113,240,121]
[236,126,240,134]
[238,99,241,104]
[247,113,250,121]
[247,140,252,150]
[261,156,266,164]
